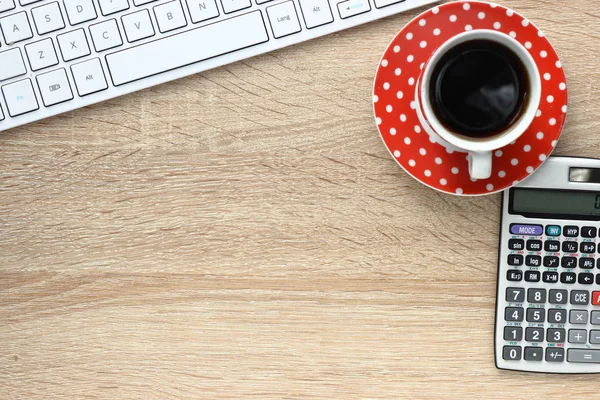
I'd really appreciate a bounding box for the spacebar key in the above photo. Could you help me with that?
[106,11,269,86]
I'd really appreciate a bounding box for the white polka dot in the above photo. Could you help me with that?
[435,157,442,165]
[419,148,426,155]
[552,140,558,147]
[562,105,567,113]
[538,30,545,37]
[549,118,556,126]
[395,68,401,76]
[535,109,542,117]
[393,45,400,53]
[506,9,513,16]
[381,59,388,67]
[404,137,411,145]
[513,180,519,185]
[409,159,416,167]
[400,114,407,122]
[386,105,393,113]
[373,95,378,103]
[544,72,551,80]
[509,31,516,38]
[536,132,544,140]
[559,82,566,90]
[495,150,503,157]
[486,183,494,191]
[451,167,459,174]
[556,60,562,68]
[376,117,382,125]
[521,19,529,27]
[523,144,531,152]
[390,127,396,135]
[420,41,427,48]
[434,28,441,36]
[478,12,485,19]
[406,32,413,40]
[456,188,463,195]
[432,6,439,14]
[419,19,426,26]
[407,55,414,62]
[408,77,415,86]
[499,170,506,178]
[463,3,470,10]
[526,166,534,173]
[450,14,457,22]
[547,95,554,103]
[465,24,473,31]
[511,158,519,166]
[470,177,477,182]
[393,150,400,157]
[396,90,403,99]
[525,41,532,49]
[424,169,431,177]
[410,101,416,110]
[440,178,447,186]
[493,22,501,29]
[383,82,390,90]
[540,50,548,58]
[490,3,497,7]
[420,63,425,70]
[414,125,421,133]
[539,154,547,161]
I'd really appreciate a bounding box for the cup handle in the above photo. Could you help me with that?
[468,151,492,180]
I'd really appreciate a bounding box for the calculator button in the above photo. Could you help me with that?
[525,327,544,342]
[527,288,546,304]
[525,270,540,282]
[590,330,600,344]
[547,328,566,343]
[579,273,594,285]
[525,256,541,268]
[510,224,543,236]
[567,349,600,363]
[569,329,588,344]
[508,239,524,251]
[505,307,524,322]
[581,242,596,254]
[504,326,523,341]
[548,308,567,324]
[503,346,522,361]
[527,308,545,322]
[597,274,600,285]
[592,291,600,305]
[524,347,543,361]
[507,270,523,281]
[526,240,542,252]
[592,311,600,324]
[571,290,590,305]
[570,310,589,324]
[582,226,597,238]
[506,287,525,303]
[562,241,578,253]
[546,225,561,236]
[564,226,579,237]
[508,254,523,266]
[546,347,565,362]
[561,256,577,268]
[544,240,560,252]
[543,271,559,283]
[579,258,595,269]
[543,256,559,268]
[549,289,568,304]
[561,272,576,284]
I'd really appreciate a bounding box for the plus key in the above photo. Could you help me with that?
[593,291,600,306]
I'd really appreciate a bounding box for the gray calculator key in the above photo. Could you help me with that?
[570,290,589,305]
[592,311,600,325]
[547,328,566,343]
[567,349,600,363]
[590,330,600,344]
[548,308,567,324]
[570,310,589,324]
[524,347,543,361]
[525,327,544,342]
[503,346,522,361]
[526,308,545,323]
[504,326,523,341]
[568,329,587,344]
[549,289,568,304]
[505,307,524,322]
[546,347,565,362]
[506,287,525,303]
[527,288,546,304]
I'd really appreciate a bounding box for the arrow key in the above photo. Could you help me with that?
[579,273,594,285]
[524,346,543,361]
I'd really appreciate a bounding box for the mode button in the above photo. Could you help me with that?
[510,224,543,236]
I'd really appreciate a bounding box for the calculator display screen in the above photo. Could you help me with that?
[510,188,600,219]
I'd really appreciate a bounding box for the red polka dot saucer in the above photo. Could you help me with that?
[373,0,568,196]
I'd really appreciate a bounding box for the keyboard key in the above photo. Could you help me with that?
[506,287,525,303]
[121,9,154,42]
[544,240,560,252]
[106,11,269,86]
[590,330,600,344]
[508,254,523,266]
[569,329,587,344]
[562,241,578,253]
[510,224,542,236]
[98,0,129,15]
[220,0,250,13]
[503,346,522,361]
[525,256,541,267]
[593,291,600,306]
[504,326,523,341]
[70,57,108,96]
[549,289,568,304]
[133,0,156,6]
[1,78,38,116]
[527,288,546,304]
[186,0,219,23]
[89,19,122,51]
[547,328,565,343]
[545,347,565,362]
[561,256,577,268]
[0,11,32,44]
[571,290,589,305]
[545,225,561,236]
[525,327,544,342]
[0,0,15,13]
[579,257,594,269]
[561,272,576,284]
[25,38,59,71]
[524,270,540,282]
[36,68,73,106]
[592,311,600,325]
[582,226,597,238]
[570,310,588,324]
[526,240,542,252]
[526,308,545,323]
[64,0,97,25]
[564,226,579,237]
[543,256,559,268]
[548,308,566,324]
[20,0,42,5]
[543,271,558,283]
[507,270,522,282]
[581,242,596,254]
[373,0,403,8]
[299,0,333,28]
[267,0,301,38]
[0,104,4,120]
[57,28,91,61]
[508,239,524,251]
[337,0,370,19]
[524,346,543,361]
[31,2,65,35]
[154,0,186,33]
[505,307,524,322]
[0,48,26,82]
[568,349,600,363]
[579,272,594,285]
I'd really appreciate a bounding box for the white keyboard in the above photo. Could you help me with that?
[0,0,436,132]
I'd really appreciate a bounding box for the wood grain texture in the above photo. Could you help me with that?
[2,0,600,398]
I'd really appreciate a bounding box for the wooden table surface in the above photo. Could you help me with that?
[2,0,600,398]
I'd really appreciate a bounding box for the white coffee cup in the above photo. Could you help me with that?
[415,29,542,180]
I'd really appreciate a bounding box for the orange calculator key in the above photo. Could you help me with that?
[593,292,600,306]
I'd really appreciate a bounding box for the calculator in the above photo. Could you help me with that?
[496,156,600,373]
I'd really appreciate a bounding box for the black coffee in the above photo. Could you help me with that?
[430,39,529,138]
